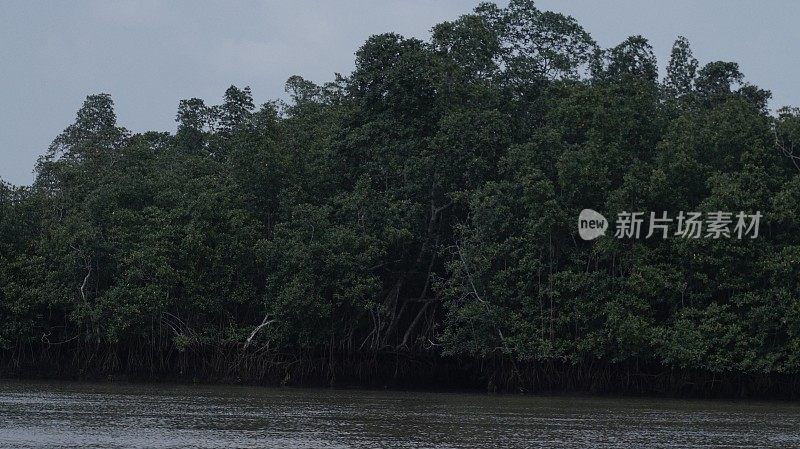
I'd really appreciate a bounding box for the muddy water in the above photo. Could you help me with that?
[0,380,798,448]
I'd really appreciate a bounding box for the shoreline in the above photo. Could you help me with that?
[3,347,799,400]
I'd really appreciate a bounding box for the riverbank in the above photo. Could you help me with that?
[3,345,800,400]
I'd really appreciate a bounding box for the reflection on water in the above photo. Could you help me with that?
[0,380,798,448]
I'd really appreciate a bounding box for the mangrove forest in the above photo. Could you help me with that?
[2,0,800,397]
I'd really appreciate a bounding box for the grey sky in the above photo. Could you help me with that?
[2,1,798,185]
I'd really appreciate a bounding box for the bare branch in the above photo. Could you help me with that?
[79,260,91,303]
[243,315,276,349]
[775,126,800,171]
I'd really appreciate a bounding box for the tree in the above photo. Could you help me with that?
[664,36,698,96]
[2,1,799,396]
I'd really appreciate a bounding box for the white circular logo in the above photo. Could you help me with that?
[578,209,608,240]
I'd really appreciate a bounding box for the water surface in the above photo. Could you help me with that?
[0,380,798,448]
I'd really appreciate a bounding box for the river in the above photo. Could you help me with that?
[0,380,798,448]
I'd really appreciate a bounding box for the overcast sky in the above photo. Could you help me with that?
[2,0,798,185]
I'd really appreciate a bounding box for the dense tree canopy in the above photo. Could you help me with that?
[1,1,799,393]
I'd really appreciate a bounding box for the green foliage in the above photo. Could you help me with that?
[664,36,698,96]
[1,1,798,383]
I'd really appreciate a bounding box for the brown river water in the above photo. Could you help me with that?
[0,380,798,448]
